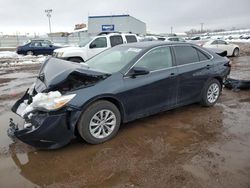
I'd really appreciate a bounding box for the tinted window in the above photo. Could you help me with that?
[30,42,42,47]
[41,41,51,47]
[211,40,218,45]
[135,46,172,71]
[110,35,123,47]
[196,49,210,61]
[217,40,227,45]
[168,38,179,41]
[125,35,137,43]
[173,46,199,65]
[90,37,107,48]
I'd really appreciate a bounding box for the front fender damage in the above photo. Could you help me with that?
[9,90,82,149]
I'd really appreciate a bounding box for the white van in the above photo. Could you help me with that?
[53,33,138,62]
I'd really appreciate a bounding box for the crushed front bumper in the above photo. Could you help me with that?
[9,90,77,149]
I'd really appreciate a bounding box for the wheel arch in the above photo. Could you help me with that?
[67,56,84,62]
[79,95,126,124]
[213,76,223,88]
[73,96,126,137]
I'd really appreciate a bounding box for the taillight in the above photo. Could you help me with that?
[224,61,231,67]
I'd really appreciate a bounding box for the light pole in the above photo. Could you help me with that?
[200,23,204,33]
[45,9,53,34]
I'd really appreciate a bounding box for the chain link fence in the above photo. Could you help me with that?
[0,35,87,49]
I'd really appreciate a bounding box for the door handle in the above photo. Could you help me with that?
[206,64,211,69]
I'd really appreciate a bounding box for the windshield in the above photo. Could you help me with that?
[85,46,143,73]
[79,37,93,47]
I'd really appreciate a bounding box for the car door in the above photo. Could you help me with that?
[122,46,178,120]
[29,41,43,55]
[87,37,108,59]
[217,40,233,56]
[40,41,53,55]
[173,45,213,105]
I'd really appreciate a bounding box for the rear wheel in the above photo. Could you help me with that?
[233,48,239,57]
[68,57,83,63]
[26,51,33,55]
[201,79,221,107]
[77,100,121,144]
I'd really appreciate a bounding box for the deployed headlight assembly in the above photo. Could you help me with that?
[32,94,76,111]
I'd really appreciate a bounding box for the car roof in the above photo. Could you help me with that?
[119,41,189,49]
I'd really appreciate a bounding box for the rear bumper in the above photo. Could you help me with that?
[10,91,76,149]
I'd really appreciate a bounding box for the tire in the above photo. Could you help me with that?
[67,57,83,63]
[77,100,121,144]
[26,51,34,55]
[233,48,239,57]
[200,79,221,107]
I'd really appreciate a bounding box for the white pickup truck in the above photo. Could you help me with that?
[53,33,138,62]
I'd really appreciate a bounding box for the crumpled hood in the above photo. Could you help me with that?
[36,57,110,92]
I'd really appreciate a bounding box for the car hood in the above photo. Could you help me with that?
[35,57,110,92]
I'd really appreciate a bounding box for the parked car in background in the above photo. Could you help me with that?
[53,33,138,62]
[16,40,61,55]
[202,39,240,57]
[10,41,230,149]
[157,36,186,42]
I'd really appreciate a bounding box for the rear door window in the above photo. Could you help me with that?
[173,46,199,65]
[110,35,123,47]
[125,35,137,43]
[30,41,42,47]
[196,49,210,61]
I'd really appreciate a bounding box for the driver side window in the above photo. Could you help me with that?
[135,46,173,71]
[90,37,107,48]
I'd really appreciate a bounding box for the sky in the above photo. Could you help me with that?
[0,0,250,35]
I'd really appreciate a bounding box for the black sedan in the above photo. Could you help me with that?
[10,41,231,149]
[16,40,61,55]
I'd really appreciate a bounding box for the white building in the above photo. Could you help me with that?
[88,14,146,36]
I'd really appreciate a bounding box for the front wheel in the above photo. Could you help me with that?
[26,51,34,55]
[77,100,121,144]
[201,79,221,107]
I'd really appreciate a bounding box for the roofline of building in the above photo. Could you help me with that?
[88,14,146,25]
[88,14,130,19]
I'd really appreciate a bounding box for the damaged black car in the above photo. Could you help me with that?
[9,41,231,149]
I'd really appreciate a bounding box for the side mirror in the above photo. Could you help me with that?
[49,45,53,47]
[89,43,96,49]
[129,67,150,77]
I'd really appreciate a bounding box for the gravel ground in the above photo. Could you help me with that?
[0,44,249,188]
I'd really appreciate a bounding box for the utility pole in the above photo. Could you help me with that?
[171,26,173,34]
[45,9,53,34]
[200,23,204,33]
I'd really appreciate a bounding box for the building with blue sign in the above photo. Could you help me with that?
[88,14,146,36]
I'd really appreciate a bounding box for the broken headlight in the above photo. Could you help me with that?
[32,94,76,111]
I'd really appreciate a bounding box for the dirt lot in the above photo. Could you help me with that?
[0,44,249,188]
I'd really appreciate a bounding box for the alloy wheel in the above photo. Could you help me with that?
[207,83,220,104]
[89,109,116,139]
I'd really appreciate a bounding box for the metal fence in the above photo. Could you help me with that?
[0,35,86,48]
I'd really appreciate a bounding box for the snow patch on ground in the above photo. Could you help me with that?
[225,39,250,43]
[0,51,46,67]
